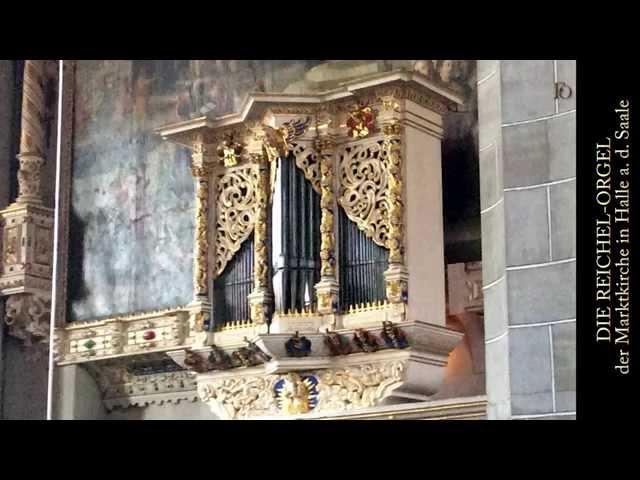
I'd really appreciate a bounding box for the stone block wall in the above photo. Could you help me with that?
[478,60,576,419]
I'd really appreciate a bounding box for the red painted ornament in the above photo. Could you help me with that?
[143,330,156,341]
[347,105,377,139]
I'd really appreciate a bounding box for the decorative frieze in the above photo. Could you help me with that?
[0,203,54,295]
[197,359,406,419]
[84,357,198,411]
[54,307,191,364]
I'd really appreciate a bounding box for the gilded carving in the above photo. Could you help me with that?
[382,123,404,265]
[385,277,407,303]
[215,166,259,276]
[275,373,318,415]
[192,165,211,297]
[291,142,321,193]
[316,138,336,277]
[347,104,377,139]
[263,117,311,158]
[198,375,279,420]
[316,361,405,411]
[216,135,244,167]
[338,139,390,248]
[197,360,406,419]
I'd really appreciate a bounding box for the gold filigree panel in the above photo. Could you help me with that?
[215,166,259,276]
[291,142,320,193]
[338,140,390,248]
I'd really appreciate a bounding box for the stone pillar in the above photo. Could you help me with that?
[477,60,511,420]
[16,60,47,205]
[0,59,54,348]
[478,60,576,419]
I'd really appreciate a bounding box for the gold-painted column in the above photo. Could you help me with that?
[247,151,272,324]
[314,135,339,316]
[189,142,214,335]
[382,121,409,305]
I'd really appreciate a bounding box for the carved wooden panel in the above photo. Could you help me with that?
[291,142,320,194]
[338,139,390,249]
[215,166,259,276]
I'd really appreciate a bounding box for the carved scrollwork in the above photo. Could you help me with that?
[338,140,390,248]
[316,360,405,411]
[198,375,279,420]
[291,142,320,193]
[197,360,406,419]
[215,166,259,276]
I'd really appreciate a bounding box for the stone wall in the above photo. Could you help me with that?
[478,60,576,419]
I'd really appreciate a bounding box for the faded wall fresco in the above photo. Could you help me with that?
[68,60,476,321]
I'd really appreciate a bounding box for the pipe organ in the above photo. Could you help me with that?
[52,71,473,419]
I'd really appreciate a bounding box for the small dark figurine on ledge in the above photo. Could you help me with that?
[208,345,233,370]
[324,329,350,356]
[352,328,379,353]
[285,331,312,357]
[184,350,209,373]
[380,321,409,349]
[232,347,255,367]
[244,337,272,363]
